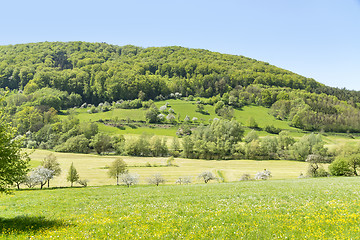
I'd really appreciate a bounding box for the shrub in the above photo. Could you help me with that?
[329,157,352,176]
[77,179,89,187]
[264,125,281,134]
[239,173,253,181]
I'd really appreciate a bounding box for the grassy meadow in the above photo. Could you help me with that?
[28,150,309,187]
[2,177,360,239]
[64,100,302,137]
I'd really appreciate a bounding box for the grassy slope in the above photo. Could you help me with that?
[65,99,301,137]
[61,99,358,149]
[28,149,309,187]
[2,177,360,239]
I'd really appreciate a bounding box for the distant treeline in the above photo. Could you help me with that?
[1,41,359,104]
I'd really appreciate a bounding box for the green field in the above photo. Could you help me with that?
[2,177,360,239]
[28,150,309,187]
[64,100,302,138]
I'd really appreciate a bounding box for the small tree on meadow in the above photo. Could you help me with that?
[29,166,55,189]
[108,158,127,185]
[67,162,79,187]
[147,173,166,186]
[120,173,139,187]
[255,169,272,180]
[198,171,217,183]
[41,153,61,187]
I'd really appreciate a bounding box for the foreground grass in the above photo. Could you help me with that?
[1,177,360,239]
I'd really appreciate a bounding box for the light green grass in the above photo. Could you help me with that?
[2,177,360,239]
[28,149,309,187]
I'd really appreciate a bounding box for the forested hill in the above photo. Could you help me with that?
[1,41,356,104]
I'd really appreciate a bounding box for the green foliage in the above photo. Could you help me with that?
[90,133,112,154]
[248,117,258,129]
[244,130,259,143]
[329,157,352,176]
[125,135,151,156]
[41,153,61,187]
[67,162,79,187]
[264,124,281,134]
[0,109,30,193]
[55,135,90,153]
[108,158,127,185]
[291,134,327,161]
[189,119,245,159]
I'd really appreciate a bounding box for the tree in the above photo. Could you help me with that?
[145,106,159,123]
[108,158,127,185]
[90,133,113,154]
[244,130,259,143]
[198,171,216,183]
[306,154,329,177]
[41,153,61,187]
[255,169,272,180]
[29,166,54,189]
[0,107,30,193]
[67,162,79,187]
[348,154,360,176]
[147,173,166,186]
[120,173,139,187]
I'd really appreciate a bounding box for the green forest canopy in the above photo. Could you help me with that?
[1,41,358,103]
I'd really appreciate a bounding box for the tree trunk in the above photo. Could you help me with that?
[48,179,50,188]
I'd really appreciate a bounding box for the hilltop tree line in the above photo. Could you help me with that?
[1,41,359,104]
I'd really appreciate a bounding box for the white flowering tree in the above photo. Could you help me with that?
[120,173,139,187]
[147,173,166,186]
[255,169,272,180]
[28,166,55,189]
[198,171,217,183]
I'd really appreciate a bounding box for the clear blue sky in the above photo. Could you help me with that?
[1,0,359,90]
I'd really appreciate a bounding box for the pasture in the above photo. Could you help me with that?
[2,177,360,239]
[64,100,302,137]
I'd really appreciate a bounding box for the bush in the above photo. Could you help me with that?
[329,157,352,176]
[239,173,253,181]
[264,125,281,134]
[77,179,89,187]
[55,135,90,153]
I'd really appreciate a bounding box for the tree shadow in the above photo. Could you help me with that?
[0,215,68,233]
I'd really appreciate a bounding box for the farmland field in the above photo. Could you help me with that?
[27,149,310,187]
[2,177,360,239]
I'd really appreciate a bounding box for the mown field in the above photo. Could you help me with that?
[2,177,360,239]
[28,150,309,187]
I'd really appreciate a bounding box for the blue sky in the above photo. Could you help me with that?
[1,0,359,90]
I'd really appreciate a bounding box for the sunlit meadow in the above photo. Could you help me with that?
[1,177,360,239]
